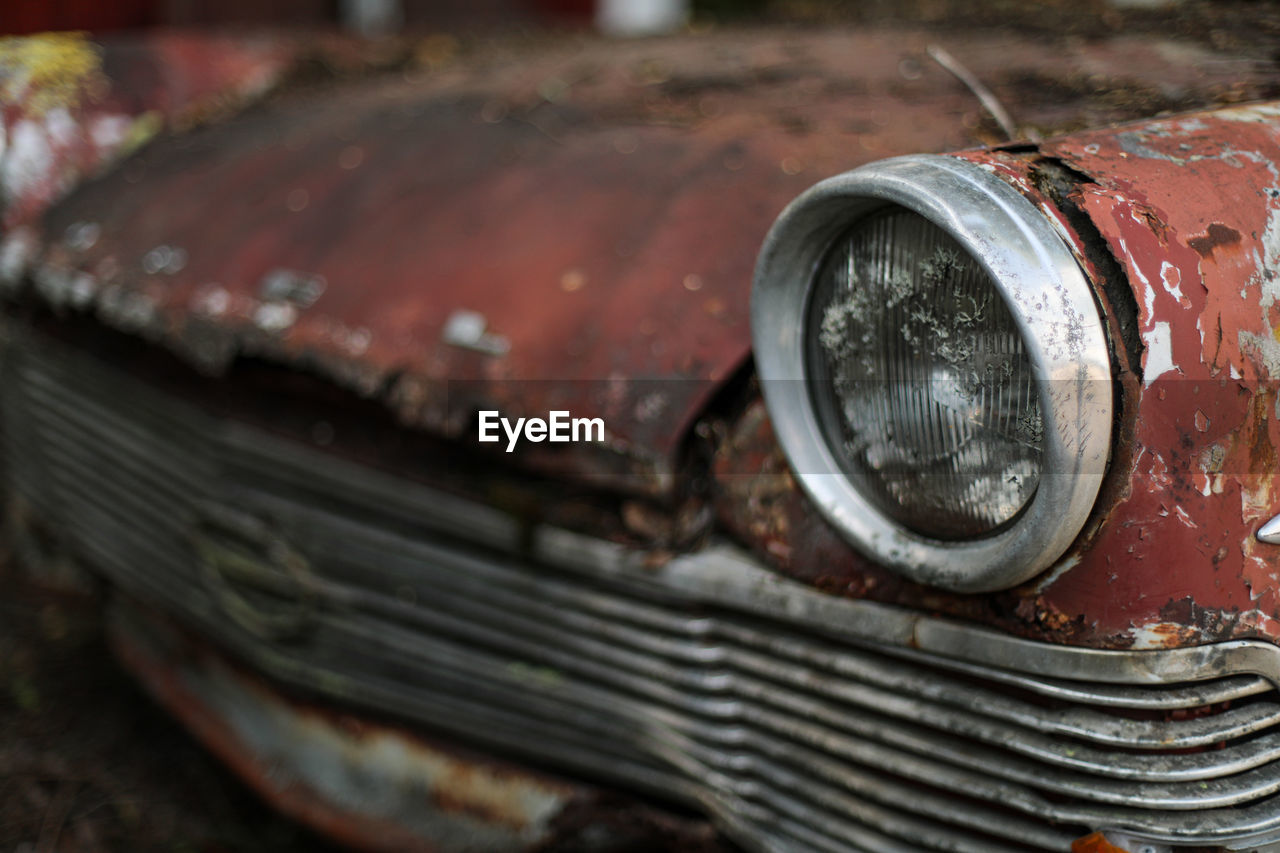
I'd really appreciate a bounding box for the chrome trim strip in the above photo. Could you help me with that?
[751,154,1113,592]
[879,646,1271,710]
[1260,514,1280,545]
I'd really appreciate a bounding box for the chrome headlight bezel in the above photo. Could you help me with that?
[751,154,1112,592]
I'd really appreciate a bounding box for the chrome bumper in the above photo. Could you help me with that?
[6,326,1280,853]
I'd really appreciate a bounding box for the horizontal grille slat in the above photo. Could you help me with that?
[10,327,1280,851]
[717,623,1280,750]
[881,645,1273,710]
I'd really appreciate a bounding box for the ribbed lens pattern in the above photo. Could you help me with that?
[807,208,1042,539]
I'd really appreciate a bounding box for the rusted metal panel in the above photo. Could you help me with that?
[1023,105,1280,648]
[716,104,1280,651]
[9,30,1273,495]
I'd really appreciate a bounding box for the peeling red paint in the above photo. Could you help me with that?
[1019,104,1280,648]
[717,103,1280,650]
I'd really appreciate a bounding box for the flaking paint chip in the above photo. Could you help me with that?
[442,309,509,356]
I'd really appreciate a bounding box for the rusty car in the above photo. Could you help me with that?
[5,20,1280,853]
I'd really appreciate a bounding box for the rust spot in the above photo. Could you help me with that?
[1136,204,1169,244]
[1187,222,1242,257]
[1159,596,1195,626]
[1071,832,1133,853]
[1013,595,1079,637]
[1247,389,1277,474]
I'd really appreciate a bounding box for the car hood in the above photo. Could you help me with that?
[3,28,1268,496]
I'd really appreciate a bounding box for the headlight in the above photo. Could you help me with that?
[752,155,1112,592]
[808,207,1042,539]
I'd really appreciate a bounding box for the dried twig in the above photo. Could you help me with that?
[927,44,1039,142]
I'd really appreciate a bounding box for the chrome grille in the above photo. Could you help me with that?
[6,327,1280,852]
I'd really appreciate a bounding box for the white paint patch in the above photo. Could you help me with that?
[1,118,53,204]
[1142,321,1177,385]
[0,226,36,283]
[89,114,132,150]
[1117,235,1155,323]
[44,107,77,148]
[1250,610,1280,637]
[1219,102,1280,124]
[1146,449,1173,489]
[1160,261,1188,307]
[1198,472,1213,497]
[1261,203,1280,294]
[1247,554,1272,586]
[1174,506,1197,528]
[1238,197,1280,376]
[1239,328,1280,379]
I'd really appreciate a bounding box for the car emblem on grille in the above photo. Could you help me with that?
[191,501,317,641]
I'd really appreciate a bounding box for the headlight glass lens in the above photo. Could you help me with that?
[806,207,1042,540]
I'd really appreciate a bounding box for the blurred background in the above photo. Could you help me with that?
[0,0,1277,46]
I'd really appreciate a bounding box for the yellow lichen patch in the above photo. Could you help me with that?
[120,110,163,157]
[0,32,105,115]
